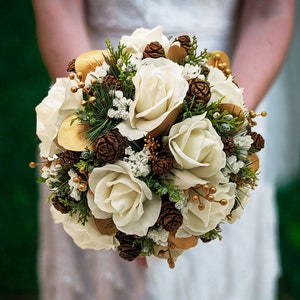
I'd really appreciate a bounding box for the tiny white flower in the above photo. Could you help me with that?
[147,227,169,247]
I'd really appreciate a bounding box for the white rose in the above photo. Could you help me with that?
[167,114,226,185]
[87,160,161,236]
[207,67,245,108]
[129,57,188,136]
[50,206,116,250]
[120,25,170,54]
[176,182,236,237]
[36,78,82,158]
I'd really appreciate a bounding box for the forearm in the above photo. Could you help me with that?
[32,0,92,80]
[232,0,295,110]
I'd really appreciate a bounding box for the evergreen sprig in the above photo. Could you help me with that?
[106,39,136,98]
[184,36,211,65]
[59,194,91,225]
[75,84,118,143]
[181,99,244,136]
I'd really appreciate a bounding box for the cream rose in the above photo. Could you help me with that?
[207,67,245,108]
[129,57,188,136]
[50,206,116,250]
[36,78,82,158]
[87,160,161,236]
[176,182,236,237]
[120,25,170,54]
[167,114,226,185]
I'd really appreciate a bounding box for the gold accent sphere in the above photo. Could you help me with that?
[71,86,78,93]
[78,81,85,88]
[29,161,37,168]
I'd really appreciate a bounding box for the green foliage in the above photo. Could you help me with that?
[59,194,91,225]
[142,175,185,203]
[75,84,117,142]
[106,39,136,98]
[184,36,210,66]
[181,99,243,136]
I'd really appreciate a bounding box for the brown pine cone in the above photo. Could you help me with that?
[175,35,192,54]
[157,200,183,232]
[221,136,235,157]
[152,157,174,175]
[201,65,210,78]
[58,150,81,165]
[95,128,128,163]
[143,41,165,59]
[67,58,76,73]
[52,196,72,214]
[186,78,211,105]
[115,231,142,261]
[249,132,265,152]
[102,74,123,90]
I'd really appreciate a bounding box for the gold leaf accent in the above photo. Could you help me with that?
[168,231,198,250]
[247,153,260,173]
[94,217,118,235]
[57,114,93,151]
[75,50,110,80]
[167,45,187,64]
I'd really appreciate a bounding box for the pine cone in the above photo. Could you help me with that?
[201,65,210,78]
[52,196,72,214]
[58,150,81,165]
[186,78,211,105]
[143,41,165,59]
[249,132,265,152]
[157,200,183,232]
[175,35,192,54]
[152,157,174,175]
[115,231,142,261]
[102,74,123,90]
[95,128,128,163]
[221,136,235,157]
[67,58,76,73]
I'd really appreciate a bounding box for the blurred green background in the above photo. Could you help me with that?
[0,2,299,300]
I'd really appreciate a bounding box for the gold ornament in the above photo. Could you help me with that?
[75,50,110,80]
[57,114,93,151]
[207,50,231,75]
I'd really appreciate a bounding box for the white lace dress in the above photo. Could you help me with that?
[38,1,288,299]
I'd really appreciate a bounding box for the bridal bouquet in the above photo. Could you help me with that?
[33,26,265,268]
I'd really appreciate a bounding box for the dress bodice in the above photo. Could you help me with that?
[86,0,240,56]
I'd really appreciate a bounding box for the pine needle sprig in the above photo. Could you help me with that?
[181,99,243,136]
[75,83,118,143]
[184,36,211,65]
[59,194,91,225]
[105,39,136,98]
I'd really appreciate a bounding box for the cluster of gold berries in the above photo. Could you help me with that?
[185,184,228,210]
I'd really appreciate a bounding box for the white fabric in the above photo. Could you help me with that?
[38,0,300,299]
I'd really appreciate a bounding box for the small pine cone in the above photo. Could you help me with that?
[58,150,81,165]
[115,231,142,261]
[152,157,174,175]
[157,200,183,232]
[249,132,265,152]
[102,74,123,90]
[175,35,192,54]
[52,196,72,214]
[201,65,210,78]
[67,58,76,73]
[95,128,128,163]
[221,136,235,157]
[186,78,211,105]
[143,41,165,59]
